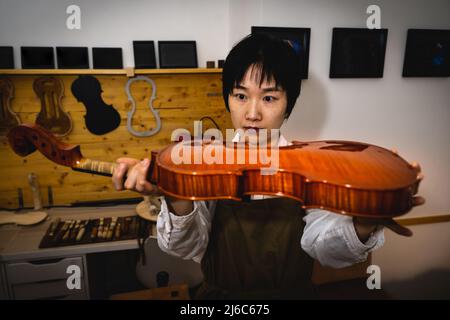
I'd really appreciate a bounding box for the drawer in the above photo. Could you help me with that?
[12,279,88,300]
[6,257,84,285]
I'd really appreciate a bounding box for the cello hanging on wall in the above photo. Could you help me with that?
[71,75,121,135]
[33,77,73,136]
[7,123,424,219]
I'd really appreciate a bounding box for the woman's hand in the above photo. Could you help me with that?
[353,196,425,242]
[353,152,426,242]
[112,157,160,196]
[112,157,193,215]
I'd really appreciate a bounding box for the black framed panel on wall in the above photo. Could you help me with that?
[56,47,89,69]
[158,41,198,68]
[21,46,55,69]
[92,47,123,69]
[402,29,450,77]
[329,28,388,78]
[133,41,157,69]
[0,46,14,69]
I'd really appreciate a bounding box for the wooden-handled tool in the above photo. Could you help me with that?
[28,172,43,211]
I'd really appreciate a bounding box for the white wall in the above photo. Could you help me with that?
[373,222,450,299]
[1,0,449,298]
[229,0,450,298]
[231,0,450,218]
[0,0,230,68]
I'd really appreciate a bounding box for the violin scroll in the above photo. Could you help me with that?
[7,123,83,167]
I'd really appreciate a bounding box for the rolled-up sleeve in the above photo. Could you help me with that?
[156,196,214,263]
[301,208,385,268]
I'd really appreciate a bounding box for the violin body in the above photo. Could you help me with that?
[7,123,423,218]
[153,140,422,217]
[71,75,121,135]
[33,77,72,136]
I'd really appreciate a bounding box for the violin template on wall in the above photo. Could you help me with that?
[125,76,161,137]
[0,78,20,135]
[71,75,121,135]
[33,77,73,137]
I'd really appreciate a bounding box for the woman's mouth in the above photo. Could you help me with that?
[243,126,260,133]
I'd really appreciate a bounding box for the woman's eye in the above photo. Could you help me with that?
[234,93,246,101]
[263,96,277,102]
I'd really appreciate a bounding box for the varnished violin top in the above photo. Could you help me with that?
[157,139,418,190]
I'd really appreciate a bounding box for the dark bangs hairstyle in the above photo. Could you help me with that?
[222,33,302,119]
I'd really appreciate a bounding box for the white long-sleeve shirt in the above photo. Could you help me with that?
[156,134,385,268]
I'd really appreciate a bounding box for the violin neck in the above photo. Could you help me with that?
[71,158,158,185]
[72,158,117,177]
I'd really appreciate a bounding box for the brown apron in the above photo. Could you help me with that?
[195,197,317,299]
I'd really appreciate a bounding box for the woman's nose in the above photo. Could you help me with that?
[245,99,262,121]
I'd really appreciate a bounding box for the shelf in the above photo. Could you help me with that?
[136,68,222,75]
[0,68,222,76]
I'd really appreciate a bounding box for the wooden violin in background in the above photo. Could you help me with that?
[0,78,20,135]
[33,77,73,136]
[7,123,424,218]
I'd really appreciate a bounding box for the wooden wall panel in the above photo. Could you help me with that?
[0,72,232,209]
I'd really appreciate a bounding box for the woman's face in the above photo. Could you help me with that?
[228,65,287,144]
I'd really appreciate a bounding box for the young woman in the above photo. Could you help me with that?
[112,34,414,299]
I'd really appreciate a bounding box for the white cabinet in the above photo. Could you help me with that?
[3,256,90,300]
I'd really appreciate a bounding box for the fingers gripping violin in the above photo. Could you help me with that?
[7,123,424,218]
